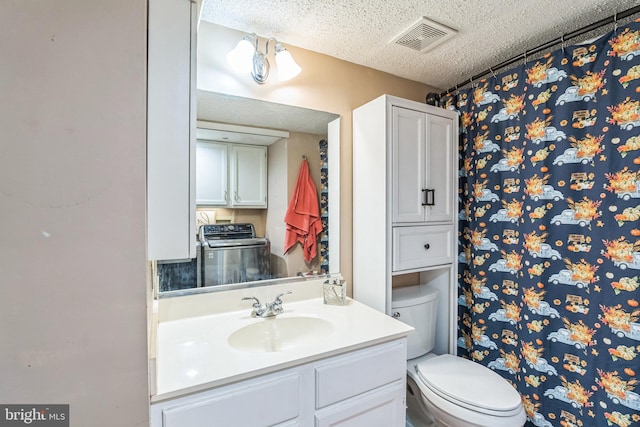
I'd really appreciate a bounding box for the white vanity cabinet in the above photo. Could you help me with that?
[147,0,197,260]
[150,339,407,427]
[352,95,458,354]
[196,141,267,208]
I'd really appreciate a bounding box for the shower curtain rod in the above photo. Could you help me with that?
[441,5,640,96]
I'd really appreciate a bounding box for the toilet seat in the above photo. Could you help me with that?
[415,354,523,418]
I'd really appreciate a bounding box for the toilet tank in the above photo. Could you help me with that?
[392,285,439,359]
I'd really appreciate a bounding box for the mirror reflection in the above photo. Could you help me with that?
[157,90,339,295]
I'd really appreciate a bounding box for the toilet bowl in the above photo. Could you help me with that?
[392,285,526,427]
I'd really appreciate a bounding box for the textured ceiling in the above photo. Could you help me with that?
[201,0,639,90]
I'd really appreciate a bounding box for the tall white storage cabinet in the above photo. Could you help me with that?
[353,95,458,355]
[147,0,197,260]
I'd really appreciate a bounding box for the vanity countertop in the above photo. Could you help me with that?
[153,293,413,402]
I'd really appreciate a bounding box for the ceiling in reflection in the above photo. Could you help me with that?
[197,90,339,135]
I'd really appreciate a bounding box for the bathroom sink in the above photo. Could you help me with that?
[228,316,335,353]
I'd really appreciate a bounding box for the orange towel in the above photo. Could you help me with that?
[284,159,322,262]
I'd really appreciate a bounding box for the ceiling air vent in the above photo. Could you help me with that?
[391,17,457,52]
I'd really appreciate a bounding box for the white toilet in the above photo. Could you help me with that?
[392,285,526,427]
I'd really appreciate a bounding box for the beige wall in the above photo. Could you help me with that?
[198,22,439,292]
[280,132,324,276]
[0,1,149,426]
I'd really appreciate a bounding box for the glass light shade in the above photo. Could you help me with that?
[227,38,255,73]
[275,47,301,81]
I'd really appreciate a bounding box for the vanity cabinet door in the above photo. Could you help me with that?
[314,339,407,426]
[230,144,267,208]
[315,382,405,427]
[196,141,228,206]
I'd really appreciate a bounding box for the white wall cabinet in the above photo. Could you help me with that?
[150,339,407,427]
[196,141,267,208]
[352,95,458,354]
[392,107,454,224]
[147,0,197,260]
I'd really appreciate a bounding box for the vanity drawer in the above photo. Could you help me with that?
[392,225,452,272]
[161,372,300,427]
[314,340,406,409]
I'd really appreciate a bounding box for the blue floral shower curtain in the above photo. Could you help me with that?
[444,19,640,427]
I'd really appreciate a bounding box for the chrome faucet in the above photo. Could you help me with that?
[242,291,292,318]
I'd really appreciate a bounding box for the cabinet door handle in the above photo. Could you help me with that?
[424,244,430,250]
[422,189,435,206]
[234,191,240,202]
[427,189,435,206]
[224,190,229,202]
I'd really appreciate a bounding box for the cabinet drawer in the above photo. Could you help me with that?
[315,340,406,409]
[161,373,300,427]
[392,225,452,272]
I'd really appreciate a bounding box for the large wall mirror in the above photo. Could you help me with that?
[157,89,341,296]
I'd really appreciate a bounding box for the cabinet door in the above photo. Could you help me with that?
[315,382,405,427]
[425,114,454,223]
[230,144,267,207]
[147,0,196,260]
[315,339,406,409]
[392,107,426,223]
[195,141,228,206]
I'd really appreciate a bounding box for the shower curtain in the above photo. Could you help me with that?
[444,19,640,427]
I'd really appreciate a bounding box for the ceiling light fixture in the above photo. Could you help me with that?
[227,33,301,84]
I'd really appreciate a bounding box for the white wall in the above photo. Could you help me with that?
[0,1,150,425]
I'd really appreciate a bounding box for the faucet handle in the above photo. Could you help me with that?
[242,296,264,317]
[273,291,292,304]
[242,296,261,308]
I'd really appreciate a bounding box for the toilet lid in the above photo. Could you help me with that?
[416,354,522,414]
